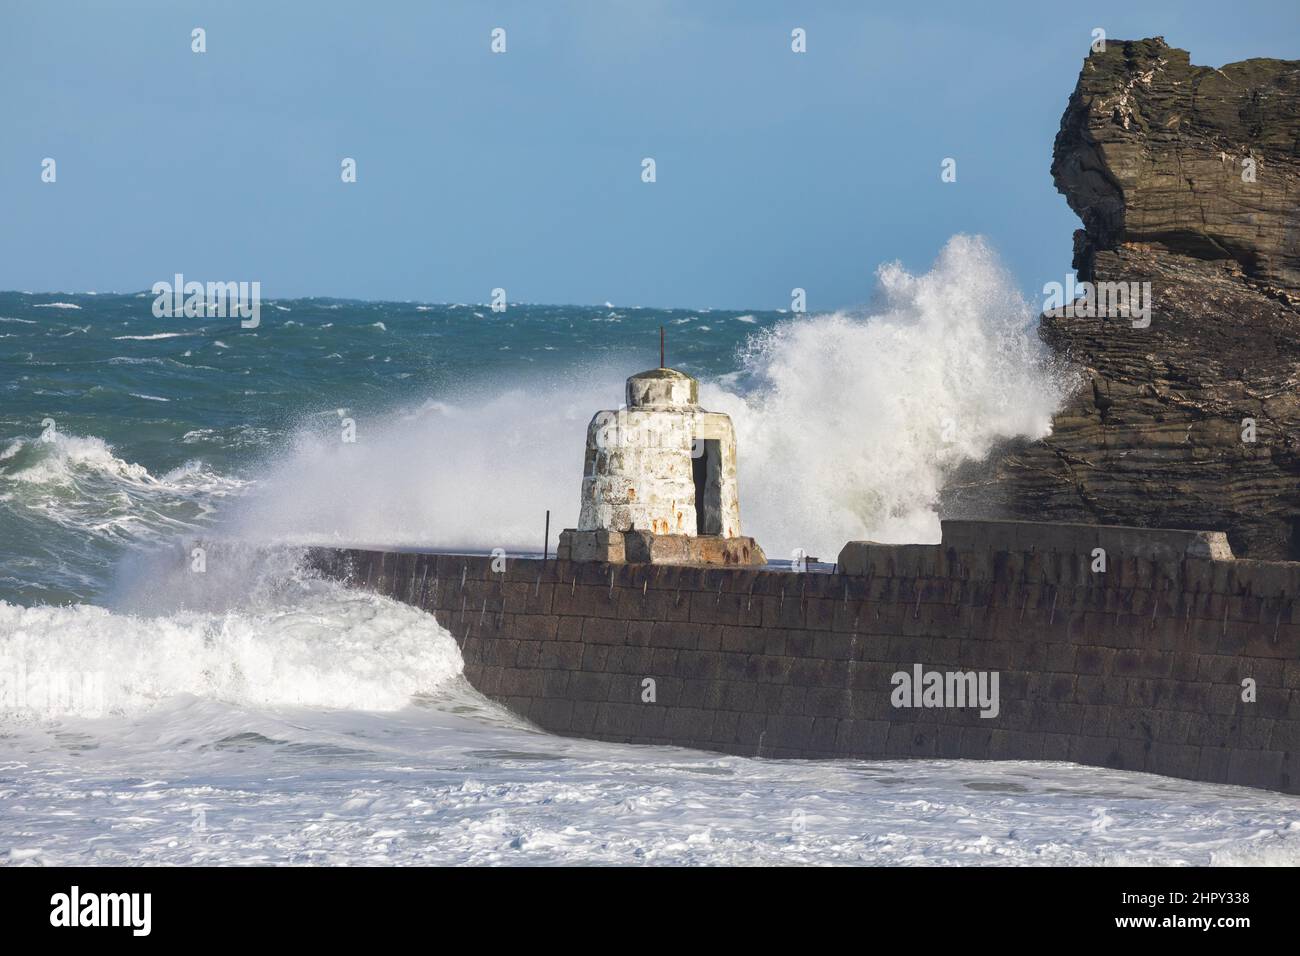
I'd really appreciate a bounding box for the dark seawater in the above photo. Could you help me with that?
[0,290,774,604]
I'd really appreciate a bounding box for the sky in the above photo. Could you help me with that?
[1,0,1296,310]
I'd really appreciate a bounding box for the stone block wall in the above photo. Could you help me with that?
[308,521,1300,794]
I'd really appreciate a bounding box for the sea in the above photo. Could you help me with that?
[2,236,1298,865]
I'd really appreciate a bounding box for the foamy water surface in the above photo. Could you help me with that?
[4,580,1298,866]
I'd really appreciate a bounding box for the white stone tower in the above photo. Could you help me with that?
[558,356,764,565]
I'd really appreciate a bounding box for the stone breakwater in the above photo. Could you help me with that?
[309,520,1300,794]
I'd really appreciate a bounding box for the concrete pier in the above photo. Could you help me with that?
[309,519,1300,794]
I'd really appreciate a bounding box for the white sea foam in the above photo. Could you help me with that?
[0,585,462,717]
[32,302,81,310]
[2,693,1296,866]
[114,332,192,341]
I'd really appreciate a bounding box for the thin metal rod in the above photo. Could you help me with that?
[543,509,550,561]
[659,326,665,367]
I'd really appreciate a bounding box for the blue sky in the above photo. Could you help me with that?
[2,0,1296,310]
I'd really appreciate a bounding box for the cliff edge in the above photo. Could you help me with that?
[946,38,1300,558]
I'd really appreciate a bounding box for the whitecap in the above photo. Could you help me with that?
[0,581,463,716]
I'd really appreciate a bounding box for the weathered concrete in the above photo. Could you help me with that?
[577,367,743,539]
[840,520,1235,574]
[310,518,1300,794]
[558,529,766,566]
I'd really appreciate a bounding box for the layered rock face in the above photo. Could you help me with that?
[1055,38,1300,289]
[946,38,1300,559]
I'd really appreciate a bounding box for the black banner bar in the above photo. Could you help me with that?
[0,866,1280,942]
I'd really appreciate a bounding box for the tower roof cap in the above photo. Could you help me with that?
[625,367,699,408]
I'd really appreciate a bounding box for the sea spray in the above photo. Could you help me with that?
[224,236,1070,559]
[706,235,1073,555]
[225,376,611,551]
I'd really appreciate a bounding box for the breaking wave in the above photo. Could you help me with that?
[711,235,1073,554]
[0,546,463,717]
[0,432,245,540]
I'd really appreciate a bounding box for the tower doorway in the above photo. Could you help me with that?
[692,438,722,535]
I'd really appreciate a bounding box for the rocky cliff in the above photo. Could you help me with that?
[945,38,1300,559]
